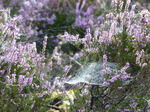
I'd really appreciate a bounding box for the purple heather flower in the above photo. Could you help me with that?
[28,77,33,86]
[103,82,110,86]
[105,104,110,109]
[18,75,25,85]
[5,76,11,84]
[21,93,28,97]
[118,87,123,90]
[86,100,91,106]
[23,78,29,86]
[80,0,86,11]
[97,14,104,23]
[80,89,88,97]
[75,1,80,14]
[53,39,59,44]
[26,72,30,76]
[40,73,45,80]
[34,84,40,89]
[100,69,107,75]
[116,109,121,111]
[142,63,147,68]
[18,86,23,93]
[75,16,88,28]
[109,76,117,83]
[0,70,5,75]
[44,81,51,90]
[85,33,92,40]
[130,102,138,108]
[120,74,130,81]
[11,74,16,83]
[124,109,130,111]
[38,91,48,98]
[79,109,86,112]
[64,65,72,73]
[71,52,83,60]
[57,58,62,65]
[103,54,107,63]
[109,75,120,83]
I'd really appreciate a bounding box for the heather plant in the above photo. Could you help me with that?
[74,0,104,28]
[0,9,75,112]
[65,55,133,111]
[0,0,150,112]
[1,0,77,53]
[59,0,150,66]
[58,0,150,111]
[1,0,109,54]
[17,0,85,53]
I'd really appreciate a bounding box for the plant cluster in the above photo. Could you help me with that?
[0,9,72,112]
[0,0,150,112]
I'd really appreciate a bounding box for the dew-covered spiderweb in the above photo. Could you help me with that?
[66,62,118,86]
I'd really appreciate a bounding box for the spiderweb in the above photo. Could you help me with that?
[66,62,118,86]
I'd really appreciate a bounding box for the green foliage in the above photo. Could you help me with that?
[0,0,150,111]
